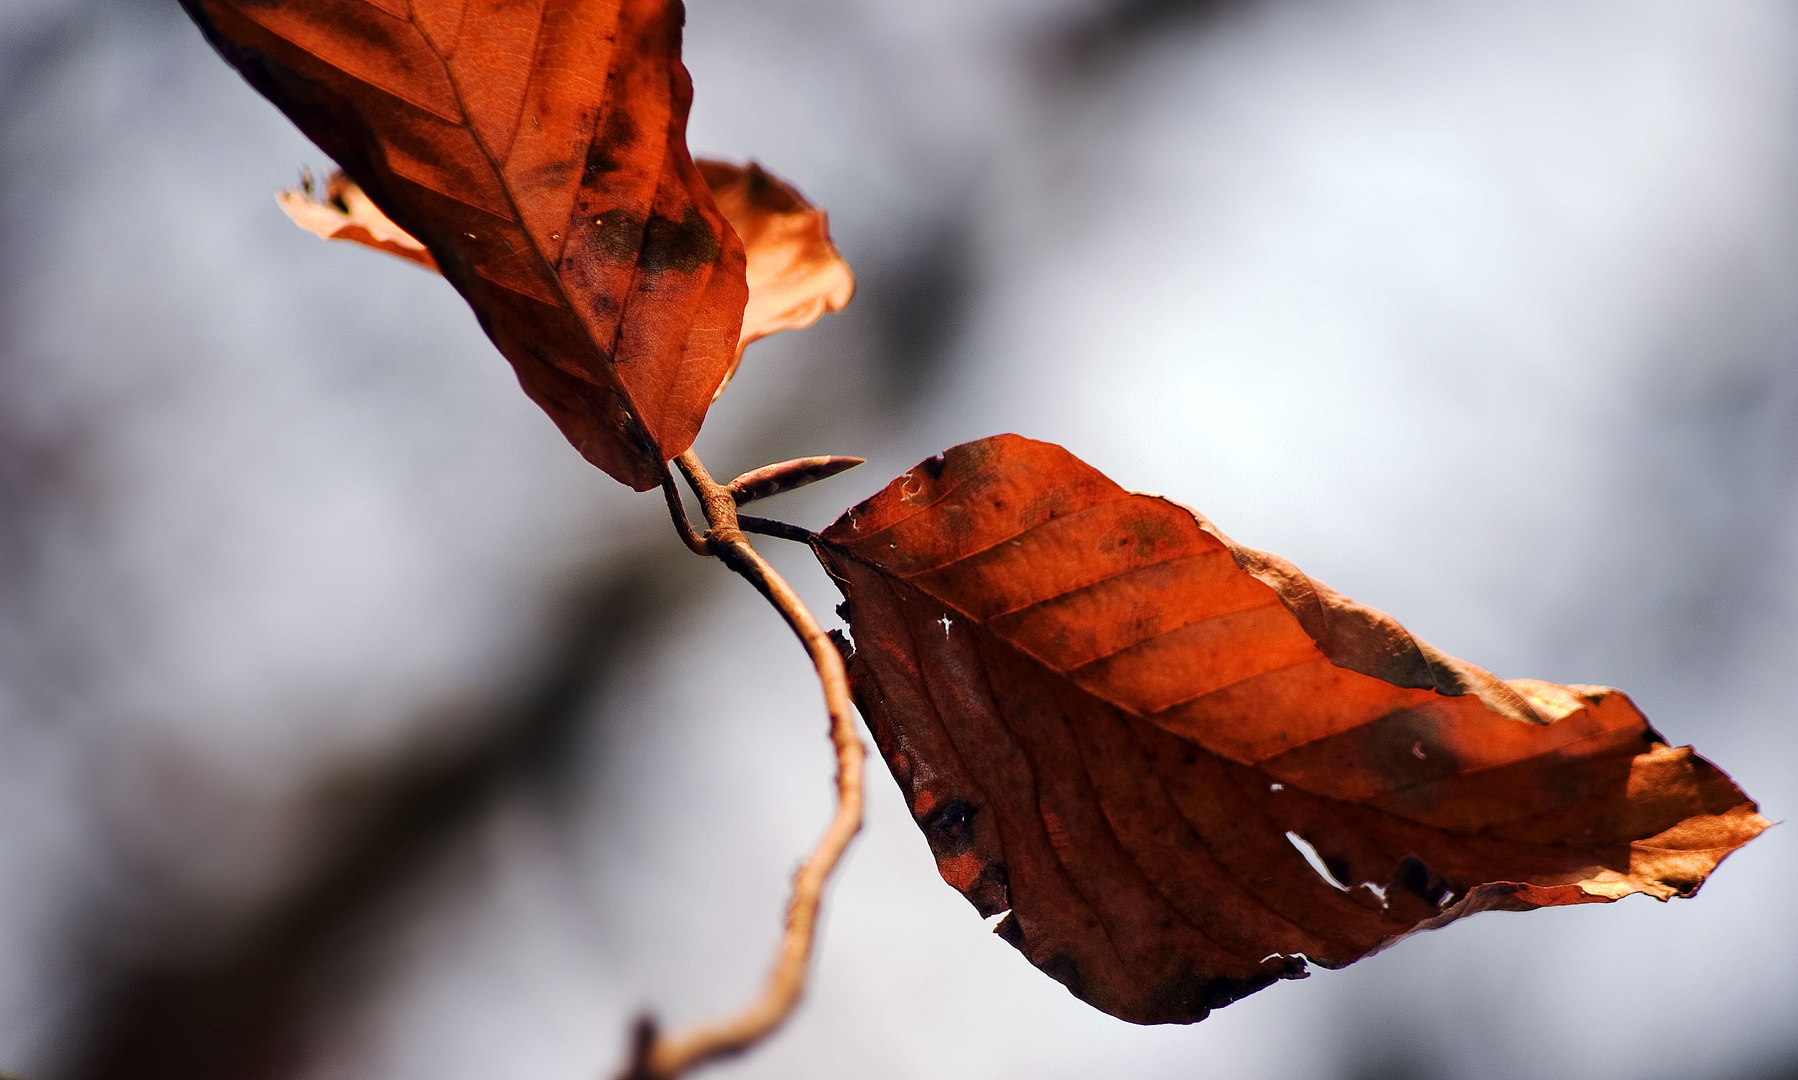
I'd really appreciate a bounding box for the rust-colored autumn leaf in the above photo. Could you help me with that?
[815,434,1768,1025]
[280,162,853,394]
[183,0,747,491]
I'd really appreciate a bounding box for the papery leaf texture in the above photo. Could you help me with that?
[278,169,438,270]
[280,162,853,395]
[695,160,854,393]
[814,434,1768,1025]
[183,0,748,490]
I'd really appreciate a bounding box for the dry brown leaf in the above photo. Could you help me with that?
[280,161,853,393]
[696,160,854,392]
[183,0,748,491]
[814,434,1769,1024]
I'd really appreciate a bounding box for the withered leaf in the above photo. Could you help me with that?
[695,160,854,393]
[183,0,747,490]
[279,162,853,396]
[815,434,1768,1025]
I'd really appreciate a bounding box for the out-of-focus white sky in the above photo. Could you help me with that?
[0,1,1793,1078]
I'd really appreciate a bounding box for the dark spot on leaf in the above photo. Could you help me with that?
[1357,707,1458,795]
[1393,856,1453,908]
[923,796,978,856]
[1038,953,1087,1000]
[582,109,638,181]
[623,421,657,459]
[638,206,719,274]
[1144,969,1217,1021]
[994,911,1025,948]
[921,454,947,479]
[965,860,1011,917]
[1123,515,1178,553]
[1147,955,1308,1022]
[1020,492,1072,527]
[1204,970,1283,1008]
[587,209,644,262]
[523,158,575,191]
[1372,647,1440,691]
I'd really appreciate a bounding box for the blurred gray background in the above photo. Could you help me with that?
[0,0,1794,1078]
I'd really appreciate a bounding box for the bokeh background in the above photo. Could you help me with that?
[0,0,1794,1077]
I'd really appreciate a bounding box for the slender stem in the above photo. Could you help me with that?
[737,514,815,544]
[660,465,711,557]
[628,451,866,1080]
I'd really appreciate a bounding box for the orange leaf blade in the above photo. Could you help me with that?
[183,0,748,490]
[816,434,1769,1024]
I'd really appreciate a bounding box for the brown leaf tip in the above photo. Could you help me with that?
[276,170,437,272]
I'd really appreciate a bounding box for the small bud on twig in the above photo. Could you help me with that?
[727,456,864,506]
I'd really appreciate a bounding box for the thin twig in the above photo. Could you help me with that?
[737,515,816,545]
[660,465,711,557]
[625,451,866,1080]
